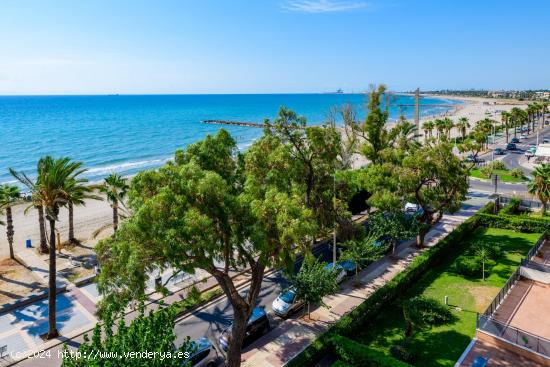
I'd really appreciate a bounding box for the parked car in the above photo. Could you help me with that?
[493,148,504,155]
[511,137,520,144]
[506,143,517,150]
[324,262,347,283]
[404,202,420,213]
[219,307,270,351]
[374,235,392,249]
[544,138,550,144]
[186,338,218,367]
[465,154,478,163]
[272,288,304,318]
[520,134,528,140]
[338,260,357,276]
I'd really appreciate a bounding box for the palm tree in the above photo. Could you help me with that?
[422,121,434,143]
[442,118,454,139]
[501,111,510,143]
[434,119,445,142]
[455,117,470,140]
[64,178,102,245]
[390,120,421,151]
[0,185,20,259]
[98,173,129,233]
[37,156,87,339]
[528,163,550,216]
[10,161,49,254]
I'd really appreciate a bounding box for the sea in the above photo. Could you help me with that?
[0,94,460,185]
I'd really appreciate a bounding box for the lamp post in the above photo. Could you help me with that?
[333,169,337,268]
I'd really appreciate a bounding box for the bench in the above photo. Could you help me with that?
[0,344,7,358]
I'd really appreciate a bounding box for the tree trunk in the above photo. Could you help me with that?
[68,201,76,244]
[226,307,248,367]
[482,261,485,281]
[6,207,14,260]
[405,321,413,337]
[416,228,427,247]
[112,203,119,232]
[542,200,547,216]
[38,206,48,254]
[47,217,59,339]
[506,126,509,143]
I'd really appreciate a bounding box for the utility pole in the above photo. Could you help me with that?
[414,88,420,140]
[332,169,337,267]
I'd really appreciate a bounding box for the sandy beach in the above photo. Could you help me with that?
[418,95,527,138]
[0,96,528,260]
[0,196,113,260]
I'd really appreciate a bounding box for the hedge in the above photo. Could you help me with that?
[286,201,495,367]
[477,213,550,233]
[499,197,521,216]
[331,335,413,367]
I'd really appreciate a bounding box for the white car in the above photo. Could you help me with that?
[404,202,420,213]
[272,288,304,317]
[325,263,347,283]
[520,134,528,140]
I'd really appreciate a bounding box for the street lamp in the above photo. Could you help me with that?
[333,169,337,267]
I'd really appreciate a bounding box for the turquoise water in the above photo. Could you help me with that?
[0,94,459,184]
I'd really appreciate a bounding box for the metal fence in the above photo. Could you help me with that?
[498,195,546,211]
[525,235,547,261]
[482,267,521,317]
[477,314,550,358]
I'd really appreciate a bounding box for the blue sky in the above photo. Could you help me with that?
[1,0,549,94]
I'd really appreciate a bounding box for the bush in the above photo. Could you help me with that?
[490,160,506,170]
[451,255,495,277]
[499,197,522,216]
[390,342,415,363]
[479,165,493,178]
[331,335,413,367]
[477,213,550,233]
[510,168,524,178]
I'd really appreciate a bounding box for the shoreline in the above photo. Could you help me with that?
[0,95,525,260]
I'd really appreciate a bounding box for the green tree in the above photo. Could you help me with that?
[399,143,469,246]
[291,257,338,318]
[65,177,101,245]
[95,173,129,235]
[61,305,192,367]
[367,211,420,255]
[96,129,314,367]
[434,119,445,142]
[389,118,421,152]
[501,111,510,143]
[422,121,434,143]
[0,184,20,259]
[475,246,491,281]
[340,232,380,279]
[528,163,550,215]
[265,107,342,235]
[10,162,49,253]
[358,85,390,164]
[38,156,87,339]
[402,296,454,337]
[455,117,470,140]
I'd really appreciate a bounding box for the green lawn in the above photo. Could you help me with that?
[353,227,541,367]
[470,168,526,183]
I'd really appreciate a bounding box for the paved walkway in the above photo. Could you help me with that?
[240,194,490,366]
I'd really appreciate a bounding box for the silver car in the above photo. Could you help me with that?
[272,288,304,317]
[186,338,218,367]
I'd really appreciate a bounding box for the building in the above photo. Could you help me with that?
[456,238,550,366]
